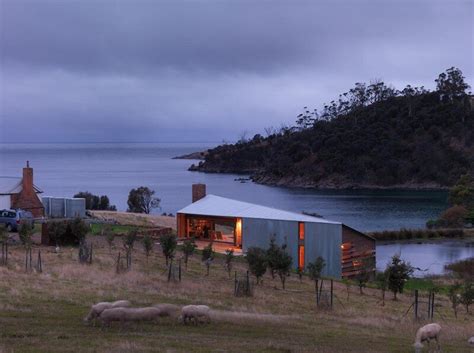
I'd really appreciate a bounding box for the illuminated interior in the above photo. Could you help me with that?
[298,222,305,270]
[179,214,242,247]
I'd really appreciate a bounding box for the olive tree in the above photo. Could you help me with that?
[246,247,267,284]
[182,237,197,269]
[385,254,413,300]
[160,233,177,266]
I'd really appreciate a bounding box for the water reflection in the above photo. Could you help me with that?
[376,241,474,277]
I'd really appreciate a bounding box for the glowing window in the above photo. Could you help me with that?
[298,222,305,240]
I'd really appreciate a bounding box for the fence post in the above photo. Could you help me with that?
[414,290,418,320]
[315,279,319,306]
[178,259,182,282]
[37,250,42,273]
[427,291,431,319]
[330,279,334,309]
[246,271,250,296]
[168,259,172,282]
[117,252,121,273]
[431,292,435,319]
[89,243,93,264]
[234,271,237,295]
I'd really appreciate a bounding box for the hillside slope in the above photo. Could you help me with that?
[190,91,474,189]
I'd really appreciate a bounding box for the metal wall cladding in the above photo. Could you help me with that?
[241,217,342,278]
[304,222,342,279]
[41,197,86,218]
[65,198,86,218]
[242,218,299,268]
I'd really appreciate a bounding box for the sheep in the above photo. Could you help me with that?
[84,300,131,323]
[153,303,181,318]
[469,336,474,346]
[414,323,441,353]
[179,305,211,325]
[99,307,163,326]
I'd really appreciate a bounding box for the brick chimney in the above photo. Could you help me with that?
[22,160,34,196]
[192,184,206,202]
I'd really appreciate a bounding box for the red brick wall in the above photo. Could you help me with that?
[192,184,206,203]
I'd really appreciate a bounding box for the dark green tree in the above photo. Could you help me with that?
[449,173,474,209]
[273,244,293,289]
[182,237,197,269]
[201,243,214,276]
[266,235,279,279]
[385,255,413,300]
[435,67,470,101]
[159,233,177,266]
[127,187,161,214]
[246,247,267,284]
[142,234,153,262]
[74,191,116,210]
[460,281,474,314]
[224,249,235,277]
[48,220,66,247]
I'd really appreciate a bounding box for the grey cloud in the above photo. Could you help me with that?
[0,0,472,143]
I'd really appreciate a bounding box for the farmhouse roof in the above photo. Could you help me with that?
[0,177,43,195]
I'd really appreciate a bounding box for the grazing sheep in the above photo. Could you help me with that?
[414,323,441,353]
[99,307,162,326]
[469,336,474,347]
[84,300,131,323]
[180,305,211,325]
[154,303,181,318]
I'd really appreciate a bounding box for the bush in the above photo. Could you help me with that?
[439,205,468,227]
[246,247,267,284]
[182,237,197,269]
[385,254,413,300]
[73,191,116,211]
[160,233,177,266]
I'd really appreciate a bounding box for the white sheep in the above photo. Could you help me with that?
[469,336,474,347]
[99,307,163,326]
[414,323,441,353]
[153,303,181,318]
[179,305,211,325]
[84,300,131,323]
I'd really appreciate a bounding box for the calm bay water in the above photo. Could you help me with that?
[0,143,448,231]
[1,142,469,275]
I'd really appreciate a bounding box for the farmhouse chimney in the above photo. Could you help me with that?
[192,183,206,202]
[22,161,34,196]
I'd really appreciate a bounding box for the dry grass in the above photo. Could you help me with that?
[0,236,472,353]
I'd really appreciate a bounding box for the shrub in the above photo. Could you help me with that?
[246,247,267,284]
[142,234,153,260]
[18,221,33,249]
[202,243,214,276]
[439,205,468,227]
[385,254,413,300]
[224,249,235,277]
[159,233,177,266]
[182,237,197,269]
[48,220,67,246]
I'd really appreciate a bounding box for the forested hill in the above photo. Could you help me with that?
[190,68,474,189]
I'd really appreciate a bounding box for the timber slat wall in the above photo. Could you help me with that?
[341,225,376,279]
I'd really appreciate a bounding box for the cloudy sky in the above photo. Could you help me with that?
[0,0,472,143]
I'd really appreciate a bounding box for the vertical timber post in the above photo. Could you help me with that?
[178,259,182,282]
[330,279,334,309]
[427,291,432,319]
[414,290,418,320]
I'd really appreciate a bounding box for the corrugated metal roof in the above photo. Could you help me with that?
[0,177,43,195]
[177,194,340,224]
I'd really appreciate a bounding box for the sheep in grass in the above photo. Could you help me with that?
[99,307,163,327]
[469,336,474,349]
[179,305,211,325]
[153,303,181,319]
[84,300,131,324]
[414,323,442,353]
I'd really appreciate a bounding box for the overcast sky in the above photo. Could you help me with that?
[0,0,472,143]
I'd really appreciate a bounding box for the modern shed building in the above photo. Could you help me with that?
[177,184,375,279]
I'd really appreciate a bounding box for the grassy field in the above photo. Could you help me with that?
[0,235,472,353]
